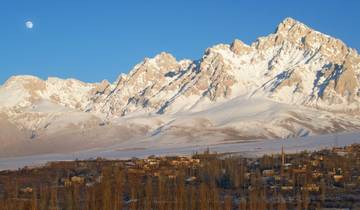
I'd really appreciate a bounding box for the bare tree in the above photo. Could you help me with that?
[30,188,38,210]
[278,195,287,210]
[114,169,124,210]
[239,197,247,210]
[199,182,209,210]
[157,175,166,210]
[145,177,153,210]
[224,194,232,210]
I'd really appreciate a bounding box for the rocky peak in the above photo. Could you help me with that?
[153,52,176,62]
[230,39,252,55]
[3,75,43,87]
[271,17,316,48]
[251,17,354,64]
[275,17,308,34]
[152,52,178,70]
[129,52,179,77]
[90,80,111,95]
[3,75,46,98]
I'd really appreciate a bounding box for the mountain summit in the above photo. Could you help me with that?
[1,18,360,157]
[83,17,360,116]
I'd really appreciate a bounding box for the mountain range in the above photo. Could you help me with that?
[1,17,360,158]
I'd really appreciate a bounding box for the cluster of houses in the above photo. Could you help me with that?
[124,156,201,179]
[251,145,360,193]
[46,156,203,189]
[11,145,360,195]
[0,144,359,209]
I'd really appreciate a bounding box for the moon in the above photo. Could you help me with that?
[25,21,33,29]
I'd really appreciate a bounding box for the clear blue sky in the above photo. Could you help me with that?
[0,0,359,84]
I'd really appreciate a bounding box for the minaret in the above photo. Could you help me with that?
[281,144,285,166]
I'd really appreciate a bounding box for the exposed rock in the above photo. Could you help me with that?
[230,39,252,55]
[91,80,110,95]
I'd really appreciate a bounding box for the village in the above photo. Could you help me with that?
[0,144,359,210]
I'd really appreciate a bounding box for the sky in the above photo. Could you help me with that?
[0,0,359,84]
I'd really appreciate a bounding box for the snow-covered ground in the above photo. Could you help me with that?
[0,131,359,171]
[1,95,359,171]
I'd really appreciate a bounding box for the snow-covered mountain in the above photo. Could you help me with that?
[1,17,360,157]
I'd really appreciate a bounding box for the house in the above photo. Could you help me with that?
[262,169,275,177]
[312,172,323,179]
[281,186,293,191]
[96,175,103,183]
[71,176,85,184]
[125,161,136,167]
[283,163,293,170]
[302,184,320,192]
[19,187,33,194]
[170,160,180,166]
[293,168,307,174]
[190,158,201,164]
[149,161,159,166]
[86,182,96,187]
[64,179,72,187]
[168,175,176,179]
[185,176,197,183]
[311,159,320,167]
[273,175,282,182]
[270,186,279,190]
[333,175,344,183]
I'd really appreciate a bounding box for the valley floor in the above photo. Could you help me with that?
[1,131,360,171]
